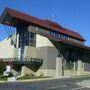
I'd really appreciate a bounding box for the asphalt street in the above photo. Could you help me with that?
[0,77,90,90]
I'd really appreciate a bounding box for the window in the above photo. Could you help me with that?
[49,31,68,40]
[29,32,36,46]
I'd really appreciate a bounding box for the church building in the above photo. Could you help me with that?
[0,8,90,77]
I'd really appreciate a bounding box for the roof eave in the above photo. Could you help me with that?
[0,8,85,41]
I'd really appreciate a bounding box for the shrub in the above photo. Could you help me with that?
[25,74,30,76]
[40,72,44,77]
[29,73,35,76]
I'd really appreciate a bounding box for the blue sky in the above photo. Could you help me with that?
[0,0,90,46]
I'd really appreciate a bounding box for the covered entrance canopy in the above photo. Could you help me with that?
[0,8,90,63]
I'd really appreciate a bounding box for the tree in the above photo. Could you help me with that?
[0,60,7,75]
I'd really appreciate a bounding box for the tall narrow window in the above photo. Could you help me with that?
[28,32,36,47]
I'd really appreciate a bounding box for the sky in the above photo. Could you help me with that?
[0,0,90,46]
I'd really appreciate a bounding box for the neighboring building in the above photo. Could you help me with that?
[0,8,90,77]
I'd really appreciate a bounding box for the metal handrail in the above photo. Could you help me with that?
[1,57,43,63]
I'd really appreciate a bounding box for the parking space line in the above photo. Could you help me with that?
[69,87,85,90]
[46,84,67,89]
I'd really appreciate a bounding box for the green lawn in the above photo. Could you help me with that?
[0,75,50,81]
[17,76,49,80]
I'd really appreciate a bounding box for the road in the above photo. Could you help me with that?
[0,77,90,90]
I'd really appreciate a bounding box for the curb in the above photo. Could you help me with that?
[0,81,7,83]
[0,76,70,83]
[16,76,71,82]
[0,75,90,83]
[71,75,90,78]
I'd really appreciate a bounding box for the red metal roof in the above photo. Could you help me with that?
[0,8,85,41]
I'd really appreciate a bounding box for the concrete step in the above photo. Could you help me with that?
[7,77,16,82]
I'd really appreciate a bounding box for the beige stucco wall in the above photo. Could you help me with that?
[36,34,54,47]
[0,39,14,58]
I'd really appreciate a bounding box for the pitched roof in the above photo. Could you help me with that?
[0,8,85,41]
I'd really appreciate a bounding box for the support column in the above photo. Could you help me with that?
[21,66,25,76]
[13,48,19,58]
[74,62,76,70]
[77,60,82,75]
[82,63,85,71]
[16,34,19,48]
[56,57,63,77]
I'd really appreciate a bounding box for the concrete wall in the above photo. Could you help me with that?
[23,44,58,77]
[36,46,58,77]
[36,34,58,76]
[84,63,90,71]
[21,66,35,76]
[24,46,37,58]
[0,39,14,58]
[1,35,90,77]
